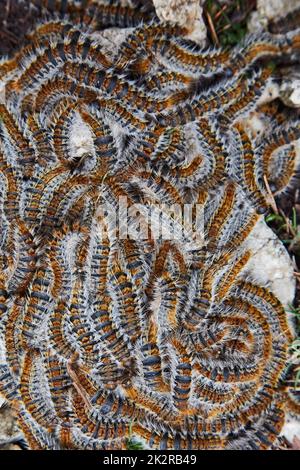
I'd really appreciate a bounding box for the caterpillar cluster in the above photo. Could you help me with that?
[0,0,299,450]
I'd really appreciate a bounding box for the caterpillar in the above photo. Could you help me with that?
[0,0,298,451]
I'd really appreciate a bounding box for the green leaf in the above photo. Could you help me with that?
[265,213,284,223]
[126,438,144,450]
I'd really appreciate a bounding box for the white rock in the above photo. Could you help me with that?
[247,11,268,33]
[280,79,300,108]
[69,112,95,160]
[241,112,268,139]
[257,0,300,21]
[243,217,296,312]
[281,416,300,442]
[295,137,300,158]
[248,0,300,32]
[0,85,5,104]
[152,0,207,43]
[257,81,280,106]
[0,338,6,407]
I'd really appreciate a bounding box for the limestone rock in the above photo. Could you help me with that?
[243,218,296,312]
[281,416,300,443]
[152,0,207,43]
[248,0,300,32]
[257,0,300,21]
[280,81,300,108]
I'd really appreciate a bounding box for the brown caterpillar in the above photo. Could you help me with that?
[0,1,297,451]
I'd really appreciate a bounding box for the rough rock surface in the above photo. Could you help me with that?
[0,406,20,450]
[243,219,296,311]
[280,80,300,108]
[152,0,207,42]
[281,416,300,444]
[257,0,300,21]
[248,0,300,32]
